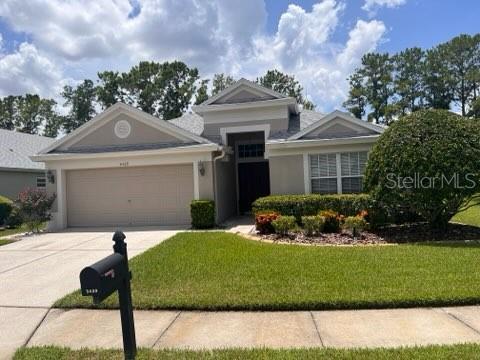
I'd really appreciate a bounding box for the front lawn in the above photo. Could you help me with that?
[56,232,480,311]
[0,239,13,246]
[0,224,28,239]
[453,197,480,227]
[14,344,480,360]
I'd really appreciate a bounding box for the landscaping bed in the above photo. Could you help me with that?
[257,222,480,246]
[14,344,480,359]
[56,232,480,311]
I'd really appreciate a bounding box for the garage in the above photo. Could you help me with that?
[66,164,194,227]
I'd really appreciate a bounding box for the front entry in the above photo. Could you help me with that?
[238,161,270,214]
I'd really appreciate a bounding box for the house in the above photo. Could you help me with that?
[32,79,384,229]
[0,129,55,200]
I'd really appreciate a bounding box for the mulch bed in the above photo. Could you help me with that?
[258,223,480,246]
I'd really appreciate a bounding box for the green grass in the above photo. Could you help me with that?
[13,344,480,359]
[56,232,480,311]
[453,197,480,227]
[0,224,28,239]
[0,239,13,246]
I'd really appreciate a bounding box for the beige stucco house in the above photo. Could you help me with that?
[32,79,384,229]
[0,129,55,200]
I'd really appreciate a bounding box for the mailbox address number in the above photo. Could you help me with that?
[85,288,99,294]
[120,161,129,167]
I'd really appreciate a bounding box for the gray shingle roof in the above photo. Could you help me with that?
[0,129,55,170]
[168,112,204,136]
[168,109,326,143]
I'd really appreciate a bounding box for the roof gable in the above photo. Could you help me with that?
[201,78,286,106]
[40,103,210,154]
[289,110,384,140]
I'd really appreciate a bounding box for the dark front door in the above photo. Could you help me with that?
[238,161,270,214]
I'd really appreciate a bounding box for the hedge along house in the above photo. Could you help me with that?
[32,79,384,230]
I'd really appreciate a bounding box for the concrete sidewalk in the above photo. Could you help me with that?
[21,306,480,353]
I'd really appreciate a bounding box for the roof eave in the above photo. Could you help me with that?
[193,97,297,115]
[31,143,222,162]
[266,135,381,149]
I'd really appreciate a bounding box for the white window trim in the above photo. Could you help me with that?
[36,176,46,189]
[220,124,270,145]
[235,140,267,163]
[306,151,368,194]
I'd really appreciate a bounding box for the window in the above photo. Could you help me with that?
[309,152,368,194]
[310,154,338,194]
[36,176,46,189]
[341,152,368,193]
[237,143,265,159]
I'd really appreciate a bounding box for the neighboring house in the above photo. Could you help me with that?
[32,79,384,229]
[0,129,55,200]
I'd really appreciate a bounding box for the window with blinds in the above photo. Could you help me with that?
[340,152,368,193]
[309,151,368,194]
[310,153,338,194]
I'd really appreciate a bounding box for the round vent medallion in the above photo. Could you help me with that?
[114,120,131,139]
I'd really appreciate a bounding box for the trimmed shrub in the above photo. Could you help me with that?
[0,195,13,225]
[271,215,296,236]
[255,212,279,234]
[6,206,22,228]
[190,200,215,229]
[302,215,325,236]
[16,188,55,232]
[365,109,480,229]
[252,194,372,222]
[319,210,340,233]
[343,215,368,238]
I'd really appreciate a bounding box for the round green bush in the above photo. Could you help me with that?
[0,195,13,225]
[364,109,480,228]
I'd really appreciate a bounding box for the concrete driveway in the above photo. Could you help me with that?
[0,227,181,359]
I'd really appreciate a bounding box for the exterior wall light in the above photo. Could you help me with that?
[47,170,55,184]
[198,161,206,176]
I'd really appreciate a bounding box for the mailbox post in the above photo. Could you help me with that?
[80,231,137,360]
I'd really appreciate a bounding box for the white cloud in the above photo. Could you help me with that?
[362,0,406,15]
[0,43,65,98]
[0,0,387,111]
[337,20,386,69]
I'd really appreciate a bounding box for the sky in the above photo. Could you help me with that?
[0,0,478,113]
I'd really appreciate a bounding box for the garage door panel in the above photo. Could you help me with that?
[66,164,194,227]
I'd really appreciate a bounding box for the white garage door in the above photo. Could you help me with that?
[66,164,194,227]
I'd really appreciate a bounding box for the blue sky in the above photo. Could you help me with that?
[0,0,478,112]
[264,0,479,51]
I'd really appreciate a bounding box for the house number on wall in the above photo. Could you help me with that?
[120,162,129,167]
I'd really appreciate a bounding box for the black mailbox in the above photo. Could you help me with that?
[80,253,129,304]
[80,231,136,360]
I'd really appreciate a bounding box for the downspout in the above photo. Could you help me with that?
[212,147,226,224]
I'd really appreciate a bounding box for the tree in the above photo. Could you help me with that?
[96,71,124,108]
[392,47,425,114]
[343,72,367,119]
[359,53,394,124]
[364,109,480,229]
[423,47,455,110]
[158,61,199,119]
[440,34,478,116]
[97,61,199,120]
[212,73,235,95]
[0,96,16,130]
[467,97,480,118]
[62,79,97,133]
[195,79,209,105]
[257,69,315,110]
